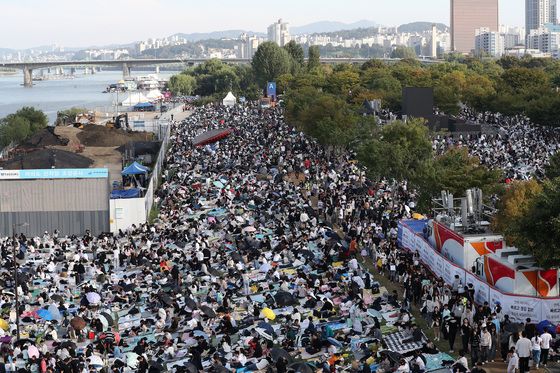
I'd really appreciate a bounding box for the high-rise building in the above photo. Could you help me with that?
[475,28,505,57]
[526,0,557,37]
[240,34,263,59]
[267,19,290,47]
[527,23,560,54]
[450,0,499,54]
[431,24,438,58]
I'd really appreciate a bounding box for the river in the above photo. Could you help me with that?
[0,70,177,124]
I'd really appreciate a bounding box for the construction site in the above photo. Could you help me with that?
[0,119,161,186]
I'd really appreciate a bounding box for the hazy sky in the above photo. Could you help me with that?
[1,0,525,49]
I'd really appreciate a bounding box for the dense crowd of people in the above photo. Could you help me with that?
[432,108,560,180]
[0,102,558,373]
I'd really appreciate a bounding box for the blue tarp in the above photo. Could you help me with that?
[403,219,429,234]
[398,219,428,246]
[111,189,141,199]
[133,102,155,109]
[122,161,150,176]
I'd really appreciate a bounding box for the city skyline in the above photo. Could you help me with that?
[2,0,524,49]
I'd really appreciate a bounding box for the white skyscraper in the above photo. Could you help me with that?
[526,0,557,37]
[475,27,505,57]
[431,24,438,58]
[267,19,290,46]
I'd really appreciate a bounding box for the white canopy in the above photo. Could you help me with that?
[146,89,163,100]
[222,91,237,107]
[120,92,149,107]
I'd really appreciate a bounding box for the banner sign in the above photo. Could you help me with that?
[541,298,560,324]
[399,220,560,323]
[267,82,277,98]
[0,168,108,180]
[490,287,540,322]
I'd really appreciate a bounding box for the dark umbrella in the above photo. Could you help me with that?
[183,362,198,373]
[70,316,87,331]
[185,297,197,310]
[298,250,315,261]
[123,283,136,292]
[58,341,77,350]
[230,252,243,263]
[51,294,64,303]
[158,293,173,307]
[200,305,216,318]
[149,360,165,372]
[504,323,523,334]
[100,312,114,326]
[257,321,274,335]
[274,291,296,307]
[13,339,33,347]
[270,348,293,363]
[289,362,314,373]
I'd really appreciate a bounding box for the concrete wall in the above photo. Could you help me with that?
[109,198,146,233]
[0,211,109,237]
[0,178,109,236]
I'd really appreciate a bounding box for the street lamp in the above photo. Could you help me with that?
[12,222,28,341]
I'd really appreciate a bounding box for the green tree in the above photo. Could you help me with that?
[434,148,502,195]
[14,106,48,133]
[325,69,360,96]
[0,115,31,147]
[416,148,502,207]
[501,67,549,95]
[252,42,292,87]
[390,46,417,59]
[357,119,432,181]
[168,73,196,95]
[492,180,543,247]
[516,178,560,268]
[283,40,305,73]
[307,46,321,71]
[545,151,560,179]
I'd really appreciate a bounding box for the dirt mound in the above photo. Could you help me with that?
[77,125,154,147]
[116,141,161,156]
[20,127,69,148]
[0,149,93,170]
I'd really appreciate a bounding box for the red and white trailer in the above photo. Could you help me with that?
[475,250,559,297]
[427,219,504,272]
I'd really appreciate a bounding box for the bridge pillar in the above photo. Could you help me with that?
[155,65,160,74]
[122,63,131,78]
[23,66,33,87]
[70,67,75,75]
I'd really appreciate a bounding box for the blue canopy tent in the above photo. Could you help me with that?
[122,162,150,176]
[133,102,156,112]
[111,189,141,199]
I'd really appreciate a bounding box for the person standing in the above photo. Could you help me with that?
[530,333,542,369]
[540,328,552,367]
[480,327,491,364]
[470,325,481,365]
[448,316,459,353]
[460,319,472,353]
[515,331,532,373]
[507,347,519,373]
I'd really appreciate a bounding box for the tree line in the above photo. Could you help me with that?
[0,107,48,147]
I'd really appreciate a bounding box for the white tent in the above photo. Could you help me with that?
[222,92,237,107]
[146,89,163,100]
[120,92,149,107]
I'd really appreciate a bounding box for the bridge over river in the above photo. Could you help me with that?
[0,57,441,87]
